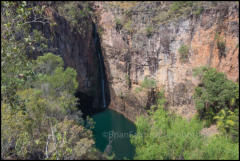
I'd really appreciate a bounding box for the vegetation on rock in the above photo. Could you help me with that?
[178,44,189,63]
[57,1,93,36]
[135,77,156,93]
[145,25,154,38]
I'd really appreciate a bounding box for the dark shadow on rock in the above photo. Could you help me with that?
[92,23,111,109]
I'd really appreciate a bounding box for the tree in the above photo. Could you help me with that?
[193,67,239,125]
[1,2,108,160]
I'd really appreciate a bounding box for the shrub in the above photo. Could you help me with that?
[189,135,239,160]
[214,108,239,142]
[114,18,123,31]
[145,25,154,38]
[217,39,226,58]
[131,91,204,160]
[153,1,204,25]
[125,74,131,88]
[123,20,133,33]
[131,90,239,160]
[193,67,239,124]
[57,2,91,21]
[170,1,193,15]
[193,6,204,16]
[170,1,185,13]
[135,87,142,93]
[57,2,92,36]
[141,77,156,89]
[215,33,226,58]
[178,44,189,63]
[134,77,156,93]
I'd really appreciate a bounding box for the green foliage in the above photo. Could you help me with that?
[115,18,122,26]
[32,53,78,98]
[193,67,239,142]
[131,91,204,160]
[45,66,78,95]
[134,87,142,93]
[1,52,97,159]
[131,90,239,160]
[153,1,204,25]
[202,135,239,160]
[57,2,93,36]
[192,6,203,16]
[214,109,239,142]
[2,51,87,159]
[156,90,166,107]
[145,25,154,38]
[108,2,139,10]
[185,135,239,160]
[170,1,192,14]
[141,77,156,89]
[47,118,95,160]
[1,2,100,159]
[114,18,123,31]
[123,20,134,34]
[215,32,226,58]
[217,39,226,58]
[1,1,48,108]
[125,74,131,88]
[178,44,189,63]
[193,67,239,123]
[57,2,91,21]
[97,25,105,36]
[192,66,208,78]
[135,77,156,93]
[33,52,64,75]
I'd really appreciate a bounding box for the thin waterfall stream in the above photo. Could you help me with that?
[94,25,106,108]
[92,24,136,160]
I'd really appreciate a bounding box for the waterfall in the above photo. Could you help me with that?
[94,24,106,108]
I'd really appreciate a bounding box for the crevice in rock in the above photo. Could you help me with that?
[92,22,111,110]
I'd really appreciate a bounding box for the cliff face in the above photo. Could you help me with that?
[94,1,239,121]
[33,2,239,121]
[32,2,104,114]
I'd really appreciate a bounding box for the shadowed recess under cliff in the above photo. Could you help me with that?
[76,23,110,118]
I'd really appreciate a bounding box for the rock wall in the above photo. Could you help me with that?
[94,2,239,121]
[32,2,103,114]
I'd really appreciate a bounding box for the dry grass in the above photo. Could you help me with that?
[107,1,139,10]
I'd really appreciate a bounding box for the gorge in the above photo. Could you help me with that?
[1,1,239,160]
[32,1,238,121]
[35,1,239,156]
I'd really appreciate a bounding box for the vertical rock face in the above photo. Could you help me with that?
[95,2,239,121]
[32,3,103,113]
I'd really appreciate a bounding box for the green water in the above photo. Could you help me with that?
[92,109,136,160]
